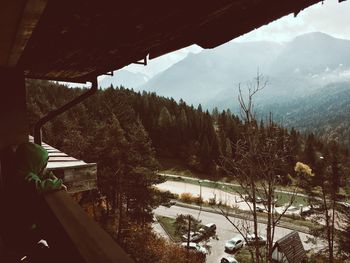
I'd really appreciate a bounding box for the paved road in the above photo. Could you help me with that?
[154,205,324,263]
[159,173,350,208]
[157,180,301,215]
[159,173,308,198]
[157,180,242,207]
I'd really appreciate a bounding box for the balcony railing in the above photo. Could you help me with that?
[42,190,134,263]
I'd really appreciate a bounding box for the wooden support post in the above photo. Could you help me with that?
[0,68,27,189]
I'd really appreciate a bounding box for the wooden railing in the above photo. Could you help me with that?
[43,190,134,263]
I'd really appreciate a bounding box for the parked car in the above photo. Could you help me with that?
[221,256,239,263]
[225,235,244,252]
[244,195,253,202]
[199,223,217,234]
[182,232,203,242]
[300,206,312,217]
[285,205,300,216]
[256,206,265,213]
[245,234,266,246]
[244,196,264,204]
[262,198,278,206]
[256,197,263,203]
[163,200,176,207]
[181,242,208,254]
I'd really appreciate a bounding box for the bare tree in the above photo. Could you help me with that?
[298,142,345,263]
[219,73,297,263]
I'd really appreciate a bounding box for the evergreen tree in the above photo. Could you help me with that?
[304,133,317,167]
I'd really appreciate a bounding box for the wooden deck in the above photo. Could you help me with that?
[29,136,97,194]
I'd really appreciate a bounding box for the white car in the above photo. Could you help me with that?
[245,234,266,246]
[181,242,208,254]
[221,256,239,263]
[225,235,244,252]
[182,231,202,242]
[199,223,217,233]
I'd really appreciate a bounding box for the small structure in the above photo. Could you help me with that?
[29,136,97,194]
[272,231,306,263]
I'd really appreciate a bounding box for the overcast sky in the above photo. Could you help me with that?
[98,0,350,83]
[236,0,350,42]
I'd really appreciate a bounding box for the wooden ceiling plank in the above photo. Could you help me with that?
[7,0,47,67]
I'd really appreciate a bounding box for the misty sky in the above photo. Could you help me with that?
[123,0,350,78]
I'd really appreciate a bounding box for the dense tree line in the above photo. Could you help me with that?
[27,80,349,186]
[26,80,174,261]
[259,82,350,149]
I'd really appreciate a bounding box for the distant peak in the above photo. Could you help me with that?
[293,32,335,41]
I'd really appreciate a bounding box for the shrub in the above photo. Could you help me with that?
[180,192,194,203]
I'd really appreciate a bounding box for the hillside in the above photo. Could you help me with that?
[138,32,350,147]
[260,81,350,147]
[28,79,350,183]
[141,41,282,107]
[142,32,350,106]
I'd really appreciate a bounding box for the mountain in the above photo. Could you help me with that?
[99,69,149,89]
[141,41,283,107]
[137,32,350,147]
[270,32,350,76]
[265,32,350,98]
[260,81,350,147]
[141,32,350,110]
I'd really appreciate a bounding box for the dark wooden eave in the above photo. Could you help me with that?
[1,0,332,82]
[0,0,47,68]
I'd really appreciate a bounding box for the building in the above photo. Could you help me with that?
[29,136,97,194]
[272,231,307,263]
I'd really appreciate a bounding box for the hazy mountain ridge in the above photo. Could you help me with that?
[138,32,350,147]
[259,81,350,147]
[99,69,149,89]
[141,32,350,109]
[141,40,284,106]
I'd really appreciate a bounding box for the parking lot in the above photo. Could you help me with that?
[154,205,324,263]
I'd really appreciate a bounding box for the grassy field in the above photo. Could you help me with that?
[156,215,183,242]
[235,247,264,263]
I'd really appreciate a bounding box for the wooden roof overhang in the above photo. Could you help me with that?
[1,0,328,83]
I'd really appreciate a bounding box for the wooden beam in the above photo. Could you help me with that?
[6,0,47,67]
[0,0,24,66]
[0,68,28,150]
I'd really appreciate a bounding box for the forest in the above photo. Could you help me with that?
[27,79,349,179]
[26,79,350,262]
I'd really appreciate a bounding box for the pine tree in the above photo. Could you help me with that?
[304,133,317,167]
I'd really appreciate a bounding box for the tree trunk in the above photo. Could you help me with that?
[322,187,333,263]
[251,180,261,263]
[266,181,273,263]
[117,193,123,241]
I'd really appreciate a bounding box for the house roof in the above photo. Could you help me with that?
[272,231,306,263]
[28,136,97,193]
[1,0,326,82]
[29,136,96,170]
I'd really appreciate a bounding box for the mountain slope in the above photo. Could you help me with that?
[260,81,350,146]
[141,41,283,106]
[142,32,350,109]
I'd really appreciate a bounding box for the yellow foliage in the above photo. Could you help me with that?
[294,162,314,177]
[180,192,194,203]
